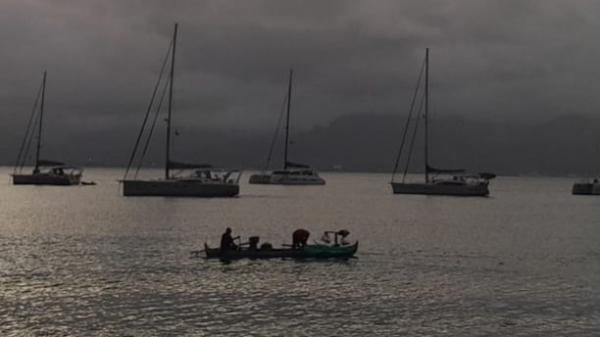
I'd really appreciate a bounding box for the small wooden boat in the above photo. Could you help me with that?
[203,241,358,260]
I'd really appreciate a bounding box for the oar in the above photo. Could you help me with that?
[235,236,250,249]
[190,237,247,257]
[191,240,211,258]
[190,249,205,258]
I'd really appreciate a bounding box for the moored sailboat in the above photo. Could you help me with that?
[249,69,325,185]
[121,23,240,197]
[12,71,82,186]
[572,178,600,195]
[390,49,492,196]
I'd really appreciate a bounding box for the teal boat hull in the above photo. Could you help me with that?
[204,242,358,260]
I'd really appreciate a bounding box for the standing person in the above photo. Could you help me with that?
[292,229,310,249]
[220,227,239,251]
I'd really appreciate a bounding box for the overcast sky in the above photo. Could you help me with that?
[2,0,600,139]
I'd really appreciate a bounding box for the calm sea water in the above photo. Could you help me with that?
[0,167,598,336]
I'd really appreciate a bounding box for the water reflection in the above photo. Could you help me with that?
[0,169,598,335]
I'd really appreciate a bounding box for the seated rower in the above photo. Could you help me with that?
[292,228,310,249]
[220,227,239,251]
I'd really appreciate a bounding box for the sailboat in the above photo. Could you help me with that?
[390,48,493,196]
[248,69,325,185]
[572,178,600,195]
[12,71,83,185]
[121,23,241,197]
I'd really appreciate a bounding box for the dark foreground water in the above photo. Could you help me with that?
[0,168,598,336]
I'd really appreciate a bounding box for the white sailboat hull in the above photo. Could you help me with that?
[391,182,489,196]
[122,179,239,197]
[572,182,600,195]
[12,173,81,186]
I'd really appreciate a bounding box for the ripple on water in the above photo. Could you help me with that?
[1,172,599,335]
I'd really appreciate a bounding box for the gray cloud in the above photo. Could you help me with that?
[1,1,600,168]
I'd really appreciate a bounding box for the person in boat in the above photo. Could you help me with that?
[292,229,310,249]
[220,227,239,251]
[248,236,260,250]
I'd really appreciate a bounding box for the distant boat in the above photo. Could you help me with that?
[121,23,241,197]
[390,48,492,196]
[572,178,600,195]
[12,71,83,186]
[249,69,325,185]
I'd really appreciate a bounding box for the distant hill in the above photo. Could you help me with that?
[3,113,600,176]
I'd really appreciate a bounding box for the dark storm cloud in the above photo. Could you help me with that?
[1,0,600,168]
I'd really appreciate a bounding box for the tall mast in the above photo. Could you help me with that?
[424,48,430,183]
[283,68,293,169]
[35,70,47,173]
[165,23,178,180]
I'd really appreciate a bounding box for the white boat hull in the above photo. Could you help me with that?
[12,173,81,186]
[391,182,488,196]
[122,179,239,197]
[572,183,600,195]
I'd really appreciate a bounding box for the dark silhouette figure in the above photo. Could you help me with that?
[220,227,238,251]
[248,236,260,250]
[292,229,310,249]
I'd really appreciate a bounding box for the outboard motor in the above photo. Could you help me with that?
[321,229,351,246]
[248,236,260,250]
[338,229,350,245]
[337,229,350,238]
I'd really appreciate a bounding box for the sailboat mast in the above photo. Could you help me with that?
[165,23,178,180]
[283,68,293,169]
[35,71,47,173]
[424,48,430,183]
